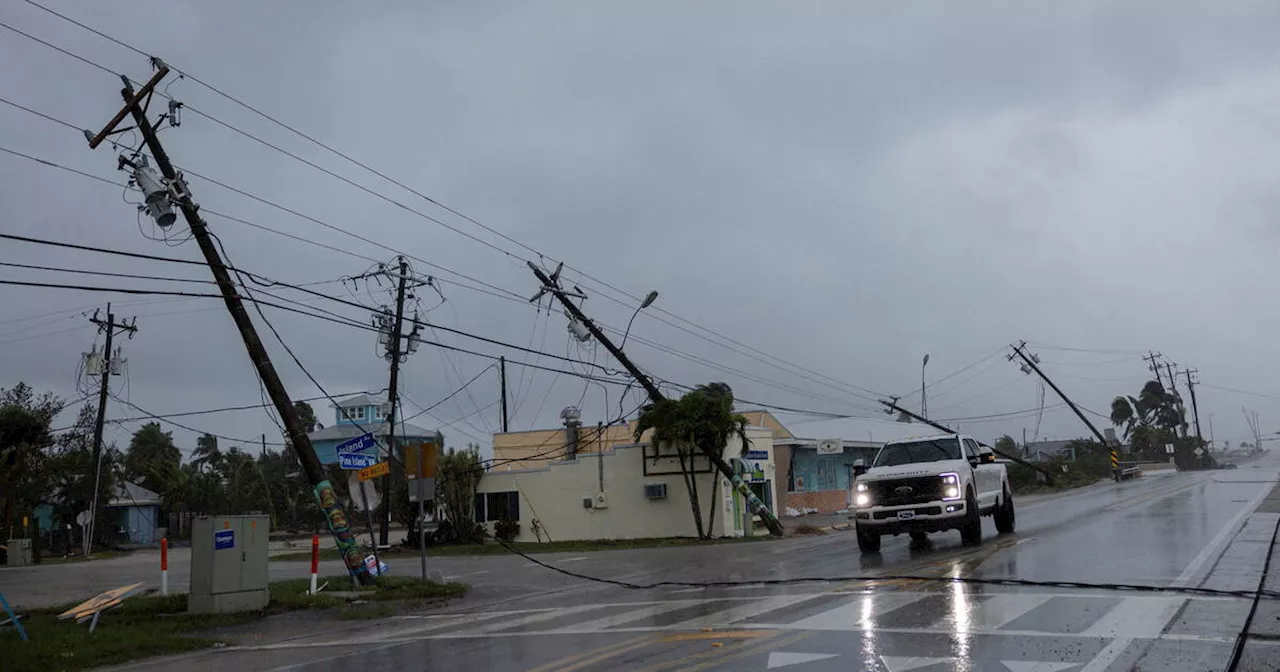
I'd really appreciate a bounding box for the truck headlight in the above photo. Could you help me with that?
[941,473,962,501]
[855,493,871,507]
[855,482,868,493]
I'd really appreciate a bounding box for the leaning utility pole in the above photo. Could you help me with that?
[1164,361,1187,438]
[528,261,785,537]
[84,304,136,557]
[499,356,509,433]
[878,398,1053,482]
[1143,351,1165,388]
[1009,342,1120,477]
[379,256,409,547]
[1184,369,1204,449]
[89,61,373,584]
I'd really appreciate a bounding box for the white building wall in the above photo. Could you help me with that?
[476,427,775,542]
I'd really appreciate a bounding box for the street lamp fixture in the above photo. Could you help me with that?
[621,291,659,350]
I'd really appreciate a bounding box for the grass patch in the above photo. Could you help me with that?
[34,550,129,565]
[274,535,771,561]
[0,576,467,671]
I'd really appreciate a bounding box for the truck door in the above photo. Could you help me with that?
[964,439,998,507]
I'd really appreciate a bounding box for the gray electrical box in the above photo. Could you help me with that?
[4,538,32,566]
[189,515,269,613]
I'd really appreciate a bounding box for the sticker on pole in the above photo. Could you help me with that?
[214,529,235,550]
[336,433,379,470]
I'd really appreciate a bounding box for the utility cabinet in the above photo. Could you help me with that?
[4,538,32,566]
[189,515,269,613]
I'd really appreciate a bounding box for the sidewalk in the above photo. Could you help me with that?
[1235,481,1280,669]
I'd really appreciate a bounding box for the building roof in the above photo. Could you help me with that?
[334,394,383,409]
[308,420,438,442]
[1025,439,1078,460]
[781,415,946,446]
[107,480,162,508]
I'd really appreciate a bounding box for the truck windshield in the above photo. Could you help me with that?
[872,438,962,467]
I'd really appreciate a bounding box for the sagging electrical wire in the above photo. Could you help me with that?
[500,541,1280,601]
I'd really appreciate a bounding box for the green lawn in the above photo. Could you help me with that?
[0,576,466,672]
[274,534,773,562]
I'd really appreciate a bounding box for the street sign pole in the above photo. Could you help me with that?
[358,478,379,573]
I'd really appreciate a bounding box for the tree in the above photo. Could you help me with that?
[994,434,1017,456]
[434,445,484,544]
[0,383,65,543]
[634,382,750,540]
[124,422,182,500]
[192,433,221,472]
[294,401,321,432]
[1109,380,1192,461]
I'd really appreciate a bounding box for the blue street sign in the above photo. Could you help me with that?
[744,450,769,460]
[339,453,378,470]
[214,529,235,550]
[336,433,377,456]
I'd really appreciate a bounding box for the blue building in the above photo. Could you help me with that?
[307,394,440,465]
[106,481,162,546]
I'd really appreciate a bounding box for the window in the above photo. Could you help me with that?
[478,491,520,522]
[963,439,980,458]
[373,406,385,420]
[872,438,962,467]
[342,407,364,422]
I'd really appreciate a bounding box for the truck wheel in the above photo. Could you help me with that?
[994,487,1016,534]
[959,489,983,546]
[856,525,881,553]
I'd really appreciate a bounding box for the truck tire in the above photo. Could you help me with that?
[856,525,881,553]
[994,486,1016,534]
[959,489,982,546]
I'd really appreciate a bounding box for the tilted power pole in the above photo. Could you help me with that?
[84,305,135,556]
[528,261,785,536]
[1184,369,1204,447]
[88,61,374,584]
[878,398,1053,482]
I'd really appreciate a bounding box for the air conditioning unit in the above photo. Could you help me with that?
[594,492,608,509]
[643,483,667,499]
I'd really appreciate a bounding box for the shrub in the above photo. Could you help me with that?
[494,518,520,542]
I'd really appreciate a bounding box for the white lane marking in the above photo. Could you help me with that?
[555,556,589,563]
[665,594,814,628]
[1079,637,1132,672]
[1000,662,1075,672]
[547,599,706,632]
[880,656,949,672]
[1172,477,1276,588]
[1080,596,1186,638]
[667,583,766,594]
[467,603,603,634]
[767,652,838,669]
[786,593,925,630]
[965,594,1055,630]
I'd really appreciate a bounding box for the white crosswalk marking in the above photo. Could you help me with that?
[666,595,815,628]
[781,592,927,630]
[1079,596,1186,638]
[548,599,706,632]
[964,594,1055,630]
[467,603,607,634]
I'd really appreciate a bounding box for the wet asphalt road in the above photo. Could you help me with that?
[16,452,1280,671]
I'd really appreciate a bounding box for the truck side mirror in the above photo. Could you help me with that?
[967,456,981,468]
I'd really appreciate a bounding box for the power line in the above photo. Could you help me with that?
[0,260,216,285]
[401,363,496,425]
[1,22,892,409]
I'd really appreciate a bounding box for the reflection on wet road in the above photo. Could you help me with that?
[117,453,1280,671]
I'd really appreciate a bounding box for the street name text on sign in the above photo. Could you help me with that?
[336,433,379,470]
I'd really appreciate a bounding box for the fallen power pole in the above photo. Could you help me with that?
[877,398,1054,483]
[89,60,374,585]
[1184,368,1205,450]
[528,261,785,537]
[84,304,136,556]
[1010,341,1122,479]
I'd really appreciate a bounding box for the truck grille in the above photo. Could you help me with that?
[866,476,943,506]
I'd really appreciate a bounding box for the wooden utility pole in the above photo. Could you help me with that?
[84,305,135,556]
[89,63,373,584]
[878,398,1053,482]
[500,356,509,433]
[378,257,409,546]
[1143,351,1165,388]
[528,261,785,537]
[1184,369,1204,449]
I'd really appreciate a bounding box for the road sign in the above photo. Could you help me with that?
[357,461,390,481]
[1165,444,1175,455]
[403,441,439,479]
[336,433,379,470]
[1195,447,1205,457]
[75,510,91,527]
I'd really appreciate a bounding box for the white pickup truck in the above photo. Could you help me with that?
[851,433,1014,553]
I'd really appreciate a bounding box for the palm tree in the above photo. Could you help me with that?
[634,382,750,539]
[192,433,221,472]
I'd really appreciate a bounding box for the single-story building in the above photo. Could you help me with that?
[307,394,440,465]
[774,416,942,515]
[479,415,779,542]
[106,481,162,546]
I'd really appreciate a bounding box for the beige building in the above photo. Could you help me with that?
[478,416,781,542]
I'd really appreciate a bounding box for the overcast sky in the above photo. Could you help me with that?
[4,1,1280,458]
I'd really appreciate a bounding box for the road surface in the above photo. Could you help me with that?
[6,452,1278,671]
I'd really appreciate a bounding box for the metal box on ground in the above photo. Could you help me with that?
[4,539,32,566]
[189,515,269,613]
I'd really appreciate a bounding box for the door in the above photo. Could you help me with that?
[964,439,999,507]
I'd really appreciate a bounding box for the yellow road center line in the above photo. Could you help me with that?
[525,634,652,672]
